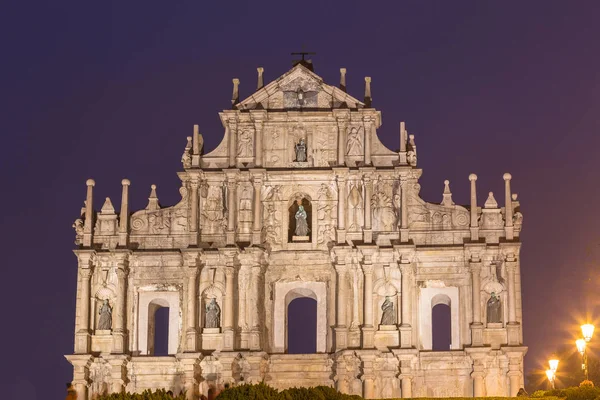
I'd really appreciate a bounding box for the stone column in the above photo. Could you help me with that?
[223,266,235,350]
[399,261,413,348]
[251,173,263,245]
[336,116,349,165]
[190,177,199,239]
[335,265,348,350]
[66,355,92,400]
[361,262,375,348]
[472,369,485,397]
[83,179,95,247]
[469,174,479,241]
[504,173,514,240]
[363,117,372,166]
[470,257,483,346]
[238,266,249,348]
[363,173,373,243]
[400,179,409,242]
[228,118,237,167]
[112,259,129,354]
[399,122,407,164]
[401,376,412,398]
[336,171,347,243]
[75,253,94,354]
[185,267,199,352]
[361,353,376,399]
[226,176,237,245]
[118,179,130,246]
[250,264,262,350]
[506,257,520,344]
[108,356,128,394]
[252,113,265,167]
[178,354,200,400]
[508,370,521,397]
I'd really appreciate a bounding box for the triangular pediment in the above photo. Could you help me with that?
[236,64,365,110]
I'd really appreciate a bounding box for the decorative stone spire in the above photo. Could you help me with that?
[400,122,407,153]
[484,192,498,209]
[441,180,454,206]
[231,78,240,108]
[364,77,372,107]
[119,179,130,245]
[469,173,479,241]
[504,172,514,239]
[256,67,264,90]
[146,184,160,211]
[101,197,115,214]
[83,178,95,246]
[339,68,347,92]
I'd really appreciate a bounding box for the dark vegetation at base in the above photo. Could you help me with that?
[93,384,600,400]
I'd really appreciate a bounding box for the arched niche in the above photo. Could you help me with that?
[287,194,312,242]
[200,285,224,331]
[419,287,460,350]
[273,281,327,353]
[138,291,180,355]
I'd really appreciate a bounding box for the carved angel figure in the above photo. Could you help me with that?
[238,130,253,157]
[98,299,112,330]
[346,127,363,155]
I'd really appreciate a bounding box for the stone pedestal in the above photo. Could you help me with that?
[201,328,222,350]
[400,325,412,348]
[470,323,484,346]
[250,329,261,350]
[335,327,348,350]
[91,330,112,353]
[240,330,251,349]
[292,235,309,242]
[374,325,399,349]
[400,228,409,243]
[223,328,235,351]
[361,326,375,348]
[507,322,521,345]
[363,229,372,244]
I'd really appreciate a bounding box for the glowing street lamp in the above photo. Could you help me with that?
[546,369,556,390]
[582,324,595,342]
[576,339,586,355]
[549,357,559,372]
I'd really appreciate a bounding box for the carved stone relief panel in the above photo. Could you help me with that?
[201,184,226,235]
[371,176,398,232]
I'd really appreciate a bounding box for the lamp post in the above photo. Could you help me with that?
[546,357,559,390]
[546,369,556,390]
[577,323,595,382]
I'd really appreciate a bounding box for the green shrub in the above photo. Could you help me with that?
[532,390,547,398]
[564,386,600,400]
[96,388,186,400]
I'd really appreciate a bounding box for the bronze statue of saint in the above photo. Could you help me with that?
[98,299,112,330]
[294,200,309,236]
[295,138,307,162]
[380,296,397,325]
[487,292,502,323]
[205,298,221,329]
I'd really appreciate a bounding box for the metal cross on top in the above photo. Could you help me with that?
[291,50,316,61]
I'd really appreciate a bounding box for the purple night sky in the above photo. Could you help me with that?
[1,1,600,398]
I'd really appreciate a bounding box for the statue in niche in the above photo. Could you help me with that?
[346,127,363,155]
[295,199,310,236]
[238,130,253,157]
[205,298,221,329]
[295,138,307,162]
[380,296,397,325]
[98,299,112,330]
[487,292,502,323]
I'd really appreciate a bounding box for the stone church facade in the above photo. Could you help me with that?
[66,61,526,399]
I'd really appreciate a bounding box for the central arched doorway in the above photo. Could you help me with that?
[287,297,317,353]
[273,282,327,353]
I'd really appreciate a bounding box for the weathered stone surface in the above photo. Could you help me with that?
[66,62,526,399]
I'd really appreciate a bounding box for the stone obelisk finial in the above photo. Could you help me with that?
[469,173,479,241]
[231,78,240,108]
[399,122,407,164]
[83,179,95,246]
[441,180,454,206]
[339,68,347,92]
[257,67,264,90]
[503,173,514,240]
[118,178,130,246]
[364,77,372,108]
